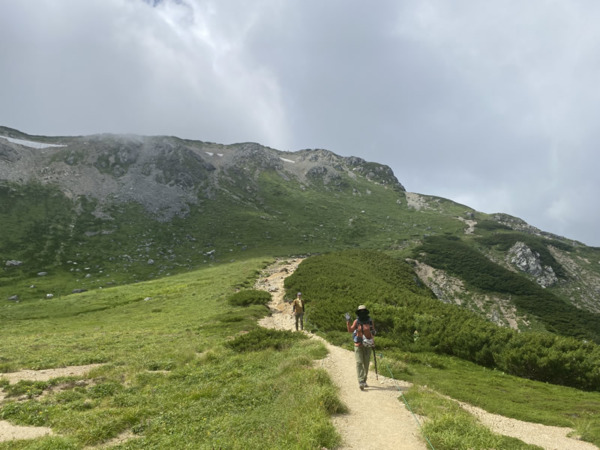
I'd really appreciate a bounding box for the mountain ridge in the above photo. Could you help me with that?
[0,127,404,222]
[1,126,599,340]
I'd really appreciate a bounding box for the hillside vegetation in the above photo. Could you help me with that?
[284,250,600,446]
[3,128,600,331]
[0,174,465,303]
[284,250,600,392]
[417,235,600,343]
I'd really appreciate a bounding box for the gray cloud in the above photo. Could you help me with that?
[1,0,599,245]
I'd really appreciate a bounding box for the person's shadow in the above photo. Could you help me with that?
[365,383,407,393]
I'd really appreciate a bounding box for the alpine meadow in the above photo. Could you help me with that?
[1,127,600,449]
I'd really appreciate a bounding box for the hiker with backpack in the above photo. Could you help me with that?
[291,292,304,331]
[345,305,376,390]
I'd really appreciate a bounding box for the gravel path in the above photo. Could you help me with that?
[256,258,599,450]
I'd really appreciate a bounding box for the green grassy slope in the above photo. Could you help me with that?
[3,169,599,345]
[0,258,343,449]
[0,173,466,302]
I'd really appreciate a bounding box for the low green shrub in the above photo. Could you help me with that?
[0,436,80,449]
[415,235,600,343]
[226,328,307,352]
[0,400,51,426]
[87,381,123,399]
[3,380,49,399]
[227,289,271,307]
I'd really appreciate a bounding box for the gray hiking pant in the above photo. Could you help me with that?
[354,345,371,383]
[295,313,304,330]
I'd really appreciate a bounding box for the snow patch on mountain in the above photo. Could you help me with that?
[0,136,65,149]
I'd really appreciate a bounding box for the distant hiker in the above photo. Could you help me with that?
[291,292,304,331]
[345,305,375,390]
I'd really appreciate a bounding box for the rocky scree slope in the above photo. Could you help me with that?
[0,126,403,221]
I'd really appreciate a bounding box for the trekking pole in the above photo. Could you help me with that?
[373,348,378,380]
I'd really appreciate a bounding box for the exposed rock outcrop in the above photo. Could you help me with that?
[493,213,578,244]
[5,260,23,267]
[410,259,521,329]
[508,241,558,288]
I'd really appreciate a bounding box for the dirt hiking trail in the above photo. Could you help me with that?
[256,258,598,450]
[257,258,426,450]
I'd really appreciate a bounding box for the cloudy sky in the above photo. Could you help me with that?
[1,1,599,246]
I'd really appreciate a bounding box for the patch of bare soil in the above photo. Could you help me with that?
[256,258,599,450]
[0,421,53,443]
[83,430,139,450]
[457,216,477,234]
[1,364,103,385]
[405,192,429,211]
[0,364,102,443]
[411,259,520,330]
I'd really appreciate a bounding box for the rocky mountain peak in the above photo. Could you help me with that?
[0,130,405,221]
